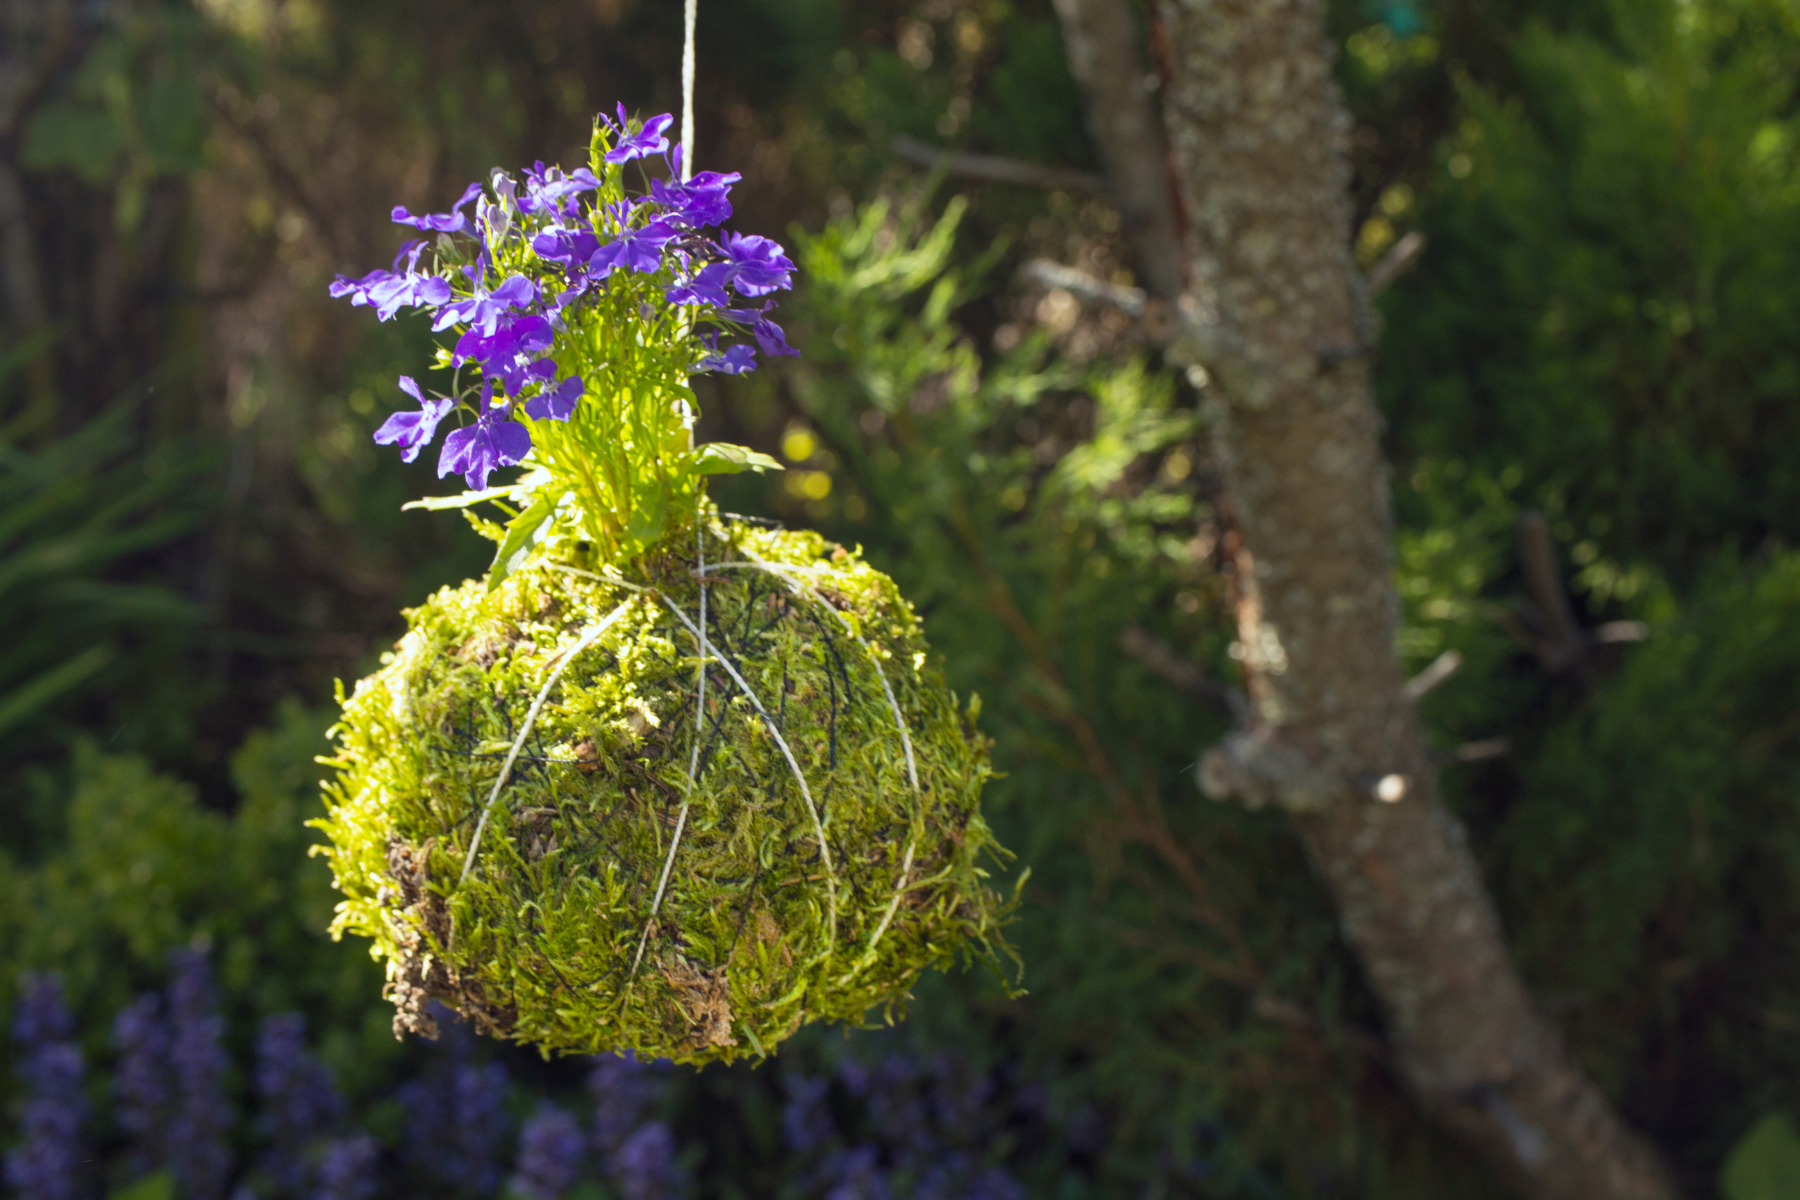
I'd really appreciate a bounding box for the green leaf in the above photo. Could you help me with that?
[402,484,521,511]
[109,1171,175,1200]
[142,75,208,173]
[486,490,561,591]
[693,442,785,475]
[21,102,124,183]
[1723,1113,1800,1200]
[0,644,114,737]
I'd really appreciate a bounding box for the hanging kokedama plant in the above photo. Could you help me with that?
[311,105,1019,1065]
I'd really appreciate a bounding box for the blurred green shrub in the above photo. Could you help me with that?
[1382,0,1800,590]
[0,349,212,812]
[0,702,395,1101]
[1722,1113,1800,1200]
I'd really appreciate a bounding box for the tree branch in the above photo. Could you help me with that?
[1150,2,1677,1195]
[1048,0,1186,299]
[889,134,1109,196]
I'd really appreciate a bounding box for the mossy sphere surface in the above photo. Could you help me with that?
[315,522,1013,1063]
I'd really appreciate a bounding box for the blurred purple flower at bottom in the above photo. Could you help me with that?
[170,949,233,1200]
[609,1122,684,1200]
[374,377,455,463]
[114,993,173,1177]
[781,1074,833,1154]
[313,1133,380,1200]
[513,1103,586,1200]
[255,1012,344,1194]
[822,1146,891,1200]
[8,976,87,1200]
[524,376,583,422]
[589,1053,663,1154]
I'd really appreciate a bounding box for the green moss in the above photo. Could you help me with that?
[313,518,1015,1064]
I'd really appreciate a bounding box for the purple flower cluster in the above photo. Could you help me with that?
[511,1103,586,1200]
[4,975,87,1200]
[588,1052,686,1199]
[312,1134,379,1200]
[255,1013,345,1193]
[330,105,798,492]
[170,948,234,1200]
[398,1004,512,1197]
[113,993,174,1179]
[781,1054,1028,1200]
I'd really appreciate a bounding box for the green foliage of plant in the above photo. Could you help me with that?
[708,190,1511,1197]
[316,520,1014,1064]
[1482,552,1800,1142]
[1722,1112,1800,1200]
[0,368,212,802]
[1382,0,1800,588]
[0,703,393,1093]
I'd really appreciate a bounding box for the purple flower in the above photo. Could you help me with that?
[328,241,454,321]
[753,314,800,358]
[114,993,174,1179]
[4,976,87,1200]
[666,262,733,308]
[392,181,483,235]
[453,313,555,372]
[651,169,740,229]
[590,219,680,276]
[521,163,601,215]
[603,105,673,164]
[170,949,233,1200]
[255,1013,344,1194]
[531,227,601,266]
[374,377,456,463]
[588,1053,663,1154]
[312,1134,379,1200]
[432,273,537,337]
[722,232,795,296]
[695,334,757,375]
[524,375,583,422]
[399,1008,511,1196]
[821,1146,891,1200]
[439,396,531,491]
[608,1122,683,1200]
[781,1074,834,1155]
[512,1104,585,1200]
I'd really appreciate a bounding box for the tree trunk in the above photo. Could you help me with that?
[1047,0,1682,1195]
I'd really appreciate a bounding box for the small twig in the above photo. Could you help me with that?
[1452,737,1511,764]
[1402,648,1461,702]
[1118,625,1246,720]
[1517,511,1592,682]
[1365,230,1427,297]
[1021,258,1146,317]
[891,134,1110,196]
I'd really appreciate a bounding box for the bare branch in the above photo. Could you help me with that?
[890,134,1109,196]
[1022,258,1146,316]
[1403,648,1461,702]
[1365,230,1427,297]
[1119,624,1247,720]
[1049,0,1186,299]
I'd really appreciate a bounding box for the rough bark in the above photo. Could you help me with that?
[1050,0,1186,300]
[1129,1,1680,1196]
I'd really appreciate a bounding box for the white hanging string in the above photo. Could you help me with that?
[680,0,697,183]
[629,519,709,977]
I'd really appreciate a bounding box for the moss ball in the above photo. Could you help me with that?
[314,520,1015,1064]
